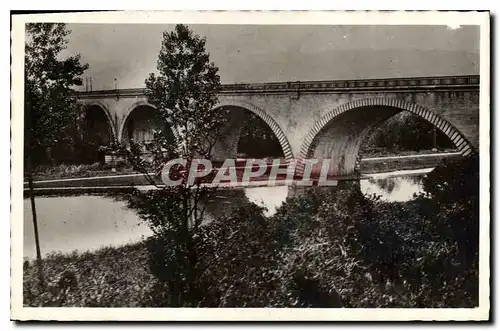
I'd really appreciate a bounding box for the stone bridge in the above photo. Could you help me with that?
[77,75,480,176]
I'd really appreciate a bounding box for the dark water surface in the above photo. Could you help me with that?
[23,169,429,259]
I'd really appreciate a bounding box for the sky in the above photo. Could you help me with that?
[62,24,480,91]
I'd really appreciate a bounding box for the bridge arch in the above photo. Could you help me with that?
[118,101,180,144]
[214,100,294,162]
[298,98,475,175]
[80,101,117,141]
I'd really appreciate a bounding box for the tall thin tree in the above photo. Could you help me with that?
[123,24,229,306]
[24,23,88,287]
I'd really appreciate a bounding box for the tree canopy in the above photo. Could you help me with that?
[24,23,88,165]
[125,24,229,307]
[144,24,227,161]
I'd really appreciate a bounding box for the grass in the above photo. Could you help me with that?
[29,149,458,182]
[360,147,458,158]
[23,241,155,307]
[360,151,462,174]
[29,163,137,181]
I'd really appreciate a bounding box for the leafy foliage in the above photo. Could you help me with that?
[143,24,228,160]
[362,112,456,155]
[23,242,155,307]
[275,157,479,308]
[189,156,479,308]
[24,23,89,289]
[194,201,284,307]
[24,155,479,307]
[25,23,88,165]
[29,162,135,181]
[121,24,229,306]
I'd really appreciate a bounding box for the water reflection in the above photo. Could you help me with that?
[23,187,289,259]
[202,185,288,221]
[23,195,151,260]
[360,175,424,202]
[245,186,288,216]
[23,171,425,258]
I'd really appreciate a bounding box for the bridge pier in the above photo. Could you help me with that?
[211,110,249,161]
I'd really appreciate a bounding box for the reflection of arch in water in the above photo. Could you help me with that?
[119,101,177,145]
[368,178,399,195]
[298,98,475,176]
[200,186,288,223]
[213,101,294,162]
[363,175,425,201]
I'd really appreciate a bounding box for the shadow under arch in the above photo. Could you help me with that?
[118,100,180,144]
[213,100,294,162]
[80,101,117,142]
[297,98,475,175]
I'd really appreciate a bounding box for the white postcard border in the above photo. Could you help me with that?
[10,10,491,321]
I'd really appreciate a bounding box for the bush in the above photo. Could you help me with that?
[186,155,479,308]
[27,155,477,307]
[362,112,456,154]
[195,201,283,307]
[23,242,155,307]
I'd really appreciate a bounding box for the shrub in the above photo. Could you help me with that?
[23,243,155,307]
[135,154,479,308]
[362,112,456,154]
[27,156,478,308]
[195,201,283,307]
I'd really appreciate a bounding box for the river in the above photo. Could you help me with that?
[23,169,430,260]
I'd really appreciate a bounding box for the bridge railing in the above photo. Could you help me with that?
[76,75,480,99]
[218,75,480,93]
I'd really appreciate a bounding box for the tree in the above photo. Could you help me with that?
[25,23,88,287]
[123,24,228,306]
[362,112,456,154]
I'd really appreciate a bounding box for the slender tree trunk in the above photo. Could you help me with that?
[26,154,44,289]
[433,126,437,150]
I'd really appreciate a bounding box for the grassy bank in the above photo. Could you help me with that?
[23,241,155,307]
[23,155,479,308]
[360,152,462,174]
[28,150,459,182]
[28,163,137,181]
[23,185,478,308]
[360,148,457,158]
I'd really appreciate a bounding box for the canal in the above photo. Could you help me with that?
[23,169,430,260]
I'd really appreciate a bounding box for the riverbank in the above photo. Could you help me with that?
[23,241,154,307]
[27,150,458,182]
[22,158,479,308]
[360,152,462,174]
[22,176,426,261]
[21,155,458,197]
[25,152,459,188]
[360,148,457,158]
[29,163,137,181]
